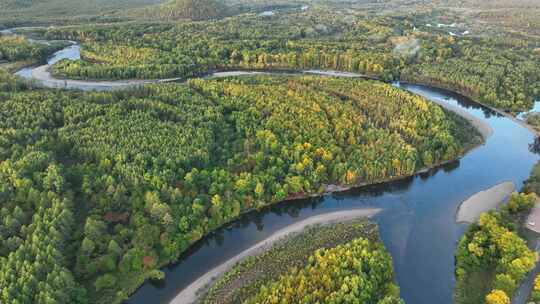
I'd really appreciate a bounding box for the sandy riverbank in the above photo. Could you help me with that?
[27,68,367,90]
[169,208,381,304]
[399,80,540,137]
[456,181,515,223]
[29,65,184,90]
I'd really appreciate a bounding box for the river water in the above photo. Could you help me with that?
[517,100,540,120]
[12,42,540,304]
[15,41,80,80]
[123,84,538,304]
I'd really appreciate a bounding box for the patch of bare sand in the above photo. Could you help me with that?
[170,209,381,304]
[456,181,515,223]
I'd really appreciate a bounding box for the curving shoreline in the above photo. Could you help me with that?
[12,43,494,304]
[10,38,496,140]
[22,63,377,91]
[427,96,493,140]
[6,34,534,304]
[169,209,381,304]
[398,80,540,136]
[456,181,515,224]
[25,64,185,90]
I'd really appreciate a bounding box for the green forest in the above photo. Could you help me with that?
[0,35,67,71]
[0,71,479,303]
[244,237,403,304]
[454,192,538,304]
[2,0,540,303]
[203,220,379,304]
[42,8,540,112]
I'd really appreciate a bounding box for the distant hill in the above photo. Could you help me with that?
[165,0,225,20]
[136,0,228,21]
[0,0,164,25]
[442,0,540,8]
[136,0,310,22]
[0,0,35,9]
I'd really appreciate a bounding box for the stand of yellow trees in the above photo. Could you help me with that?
[245,238,403,304]
[0,71,479,304]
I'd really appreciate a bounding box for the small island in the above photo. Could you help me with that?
[200,217,402,304]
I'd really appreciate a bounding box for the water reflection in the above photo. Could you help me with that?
[15,41,80,79]
[5,40,535,301]
[443,160,461,173]
[126,83,539,304]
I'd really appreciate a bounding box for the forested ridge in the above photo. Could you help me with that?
[0,71,480,303]
[43,8,540,112]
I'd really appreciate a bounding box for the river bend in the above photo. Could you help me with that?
[8,39,540,304]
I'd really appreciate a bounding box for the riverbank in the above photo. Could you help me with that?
[169,209,381,304]
[23,64,378,90]
[202,219,379,304]
[455,193,538,304]
[27,64,185,90]
[13,61,491,304]
[0,59,38,73]
[398,80,540,137]
[456,181,515,223]
[428,96,493,140]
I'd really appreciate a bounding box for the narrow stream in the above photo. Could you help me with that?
[10,40,540,304]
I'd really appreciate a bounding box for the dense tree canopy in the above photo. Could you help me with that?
[244,237,403,304]
[0,35,64,62]
[454,193,538,304]
[44,8,540,112]
[2,1,539,304]
[0,70,480,303]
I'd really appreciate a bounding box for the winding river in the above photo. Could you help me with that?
[10,39,540,304]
